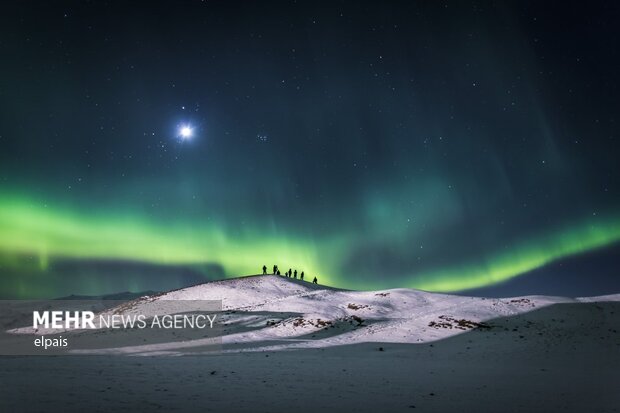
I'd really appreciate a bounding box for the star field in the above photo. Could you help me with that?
[0,1,618,298]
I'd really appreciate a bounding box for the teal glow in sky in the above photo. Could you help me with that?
[0,194,619,298]
[1,2,619,298]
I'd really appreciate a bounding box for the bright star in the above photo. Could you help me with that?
[178,125,193,140]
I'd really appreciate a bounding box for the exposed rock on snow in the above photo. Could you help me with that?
[72,274,620,355]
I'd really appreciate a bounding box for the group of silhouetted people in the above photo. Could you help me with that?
[262,264,318,284]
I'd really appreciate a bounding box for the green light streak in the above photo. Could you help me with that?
[410,216,620,292]
[1,194,619,296]
[0,196,335,284]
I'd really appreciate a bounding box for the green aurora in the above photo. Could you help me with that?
[0,195,331,284]
[1,194,619,297]
[2,2,620,298]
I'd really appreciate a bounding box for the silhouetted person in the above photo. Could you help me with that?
[300,271,304,280]
[273,265,277,274]
[312,276,318,284]
[294,270,297,279]
[262,265,267,275]
[277,269,281,275]
[288,268,292,278]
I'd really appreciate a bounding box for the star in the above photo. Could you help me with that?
[178,125,193,140]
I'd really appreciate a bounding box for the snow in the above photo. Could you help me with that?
[61,274,620,355]
[1,274,619,412]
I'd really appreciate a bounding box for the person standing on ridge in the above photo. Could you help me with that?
[312,276,318,284]
[288,268,292,278]
[300,271,304,281]
[294,270,297,279]
[273,265,278,274]
[262,265,267,275]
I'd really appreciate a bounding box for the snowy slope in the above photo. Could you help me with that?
[4,274,618,412]
[71,274,619,355]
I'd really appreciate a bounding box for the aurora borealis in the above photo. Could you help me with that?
[1,1,619,298]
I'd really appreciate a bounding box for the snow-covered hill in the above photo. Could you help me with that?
[80,274,620,355]
[3,274,619,412]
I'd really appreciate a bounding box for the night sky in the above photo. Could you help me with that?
[1,1,619,298]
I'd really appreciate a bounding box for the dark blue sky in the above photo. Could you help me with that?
[0,1,619,298]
